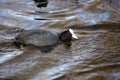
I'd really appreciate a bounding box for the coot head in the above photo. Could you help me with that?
[59,29,78,42]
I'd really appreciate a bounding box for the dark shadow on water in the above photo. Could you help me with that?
[25,42,72,53]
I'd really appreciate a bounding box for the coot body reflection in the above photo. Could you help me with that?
[33,0,48,8]
[14,29,78,47]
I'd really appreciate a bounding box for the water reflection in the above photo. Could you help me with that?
[0,50,23,64]
[0,0,120,80]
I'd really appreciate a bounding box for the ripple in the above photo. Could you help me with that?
[0,50,23,64]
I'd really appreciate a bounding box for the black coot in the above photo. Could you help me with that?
[14,29,78,47]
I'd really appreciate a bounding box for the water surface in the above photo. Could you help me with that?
[0,0,120,80]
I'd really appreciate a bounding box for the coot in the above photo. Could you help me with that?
[14,29,78,47]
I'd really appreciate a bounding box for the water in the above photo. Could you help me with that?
[0,0,120,80]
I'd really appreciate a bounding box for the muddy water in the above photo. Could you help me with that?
[0,0,120,80]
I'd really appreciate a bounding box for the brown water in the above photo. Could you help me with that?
[0,0,120,80]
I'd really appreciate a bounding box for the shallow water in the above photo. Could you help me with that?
[0,0,120,80]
